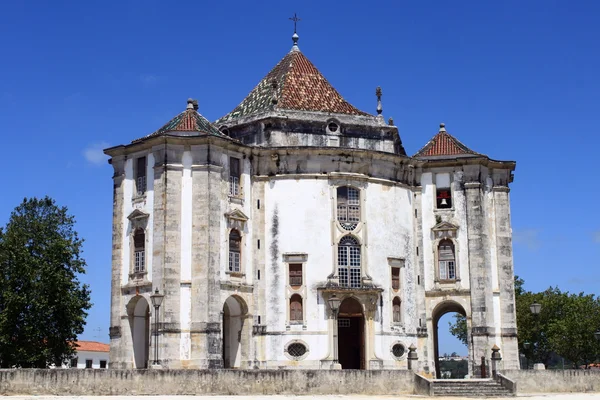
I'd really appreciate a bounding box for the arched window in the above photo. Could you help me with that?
[338,236,361,288]
[438,239,456,280]
[229,229,241,272]
[337,186,360,230]
[392,297,401,323]
[290,294,303,323]
[133,228,145,272]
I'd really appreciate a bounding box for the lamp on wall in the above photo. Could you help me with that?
[327,295,342,368]
[150,288,164,366]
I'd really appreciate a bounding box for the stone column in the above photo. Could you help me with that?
[464,179,493,376]
[108,156,125,368]
[493,185,519,369]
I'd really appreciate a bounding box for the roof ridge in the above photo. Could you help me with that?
[414,124,480,158]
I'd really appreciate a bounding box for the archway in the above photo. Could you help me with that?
[127,296,150,369]
[338,297,365,369]
[432,301,468,379]
[222,296,247,368]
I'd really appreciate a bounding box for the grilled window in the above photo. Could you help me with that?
[100,360,107,369]
[228,229,241,272]
[229,157,241,196]
[136,156,147,196]
[70,358,78,368]
[85,359,93,369]
[289,263,302,287]
[133,228,145,273]
[337,186,360,230]
[392,297,401,323]
[392,267,400,291]
[290,294,303,322]
[438,239,456,280]
[436,188,452,209]
[338,236,361,288]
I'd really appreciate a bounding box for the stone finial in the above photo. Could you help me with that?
[388,117,394,126]
[439,123,446,132]
[376,86,383,115]
[187,98,194,110]
[192,99,199,111]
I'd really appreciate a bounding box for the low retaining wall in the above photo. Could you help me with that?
[0,369,415,396]
[500,369,600,393]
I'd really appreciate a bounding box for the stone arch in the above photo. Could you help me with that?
[431,300,469,378]
[127,295,150,369]
[222,295,248,368]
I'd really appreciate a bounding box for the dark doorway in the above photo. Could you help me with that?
[338,297,364,369]
[432,301,469,378]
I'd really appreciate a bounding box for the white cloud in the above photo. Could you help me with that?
[83,142,110,166]
[139,74,158,86]
[512,229,541,251]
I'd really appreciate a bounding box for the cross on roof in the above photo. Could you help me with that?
[289,13,301,34]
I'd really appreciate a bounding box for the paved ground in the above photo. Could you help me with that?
[4,395,600,400]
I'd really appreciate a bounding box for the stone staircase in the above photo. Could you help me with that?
[431,378,514,397]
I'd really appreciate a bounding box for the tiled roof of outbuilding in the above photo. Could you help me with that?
[217,49,370,124]
[75,341,110,353]
[414,124,479,158]
[133,99,225,143]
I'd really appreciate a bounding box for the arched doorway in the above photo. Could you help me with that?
[432,301,468,378]
[338,297,365,369]
[222,296,247,368]
[127,296,150,369]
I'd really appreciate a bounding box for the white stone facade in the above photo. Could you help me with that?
[105,45,519,377]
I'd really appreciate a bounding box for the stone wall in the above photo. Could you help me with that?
[0,369,415,396]
[500,370,600,393]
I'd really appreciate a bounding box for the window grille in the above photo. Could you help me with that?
[133,229,145,273]
[338,236,361,288]
[290,294,303,322]
[70,358,78,368]
[229,229,241,272]
[337,186,360,230]
[85,359,93,369]
[338,318,350,327]
[136,157,147,195]
[392,343,405,358]
[229,157,241,196]
[287,342,307,358]
[438,239,456,280]
[391,267,400,290]
[100,360,107,369]
[289,264,303,287]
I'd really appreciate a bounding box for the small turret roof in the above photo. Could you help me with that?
[217,49,370,124]
[133,99,225,143]
[414,123,480,158]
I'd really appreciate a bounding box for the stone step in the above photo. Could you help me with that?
[431,379,514,397]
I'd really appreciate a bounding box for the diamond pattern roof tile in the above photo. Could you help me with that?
[414,124,480,158]
[217,50,370,124]
[133,99,225,143]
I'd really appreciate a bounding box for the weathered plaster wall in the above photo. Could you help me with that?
[0,369,416,396]
[500,370,600,393]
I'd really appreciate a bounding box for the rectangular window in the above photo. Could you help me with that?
[134,250,145,272]
[229,251,240,272]
[100,360,107,369]
[229,157,240,196]
[136,156,147,196]
[85,359,93,369]
[70,358,78,368]
[391,267,400,290]
[436,188,452,209]
[439,261,456,280]
[289,263,303,287]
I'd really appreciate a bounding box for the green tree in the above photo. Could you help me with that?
[0,197,92,368]
[448,313,468,346]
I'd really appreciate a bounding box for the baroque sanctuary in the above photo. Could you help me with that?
[104,29,519,377]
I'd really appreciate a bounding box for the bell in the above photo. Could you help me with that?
[440,198,448,206]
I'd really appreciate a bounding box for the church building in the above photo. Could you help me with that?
[104,30,519,376]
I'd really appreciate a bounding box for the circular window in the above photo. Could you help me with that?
[287,342,307,358]
[328,122,339,132]
[392,343,406,358]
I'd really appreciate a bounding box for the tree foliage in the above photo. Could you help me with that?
[0,197,92,368]
[448,275,600,368]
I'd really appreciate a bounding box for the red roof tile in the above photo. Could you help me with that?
[217,49,370,124]
[75,341,110,353]
[414,124,479,158]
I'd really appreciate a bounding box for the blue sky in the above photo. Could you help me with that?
[0,1,599,355]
